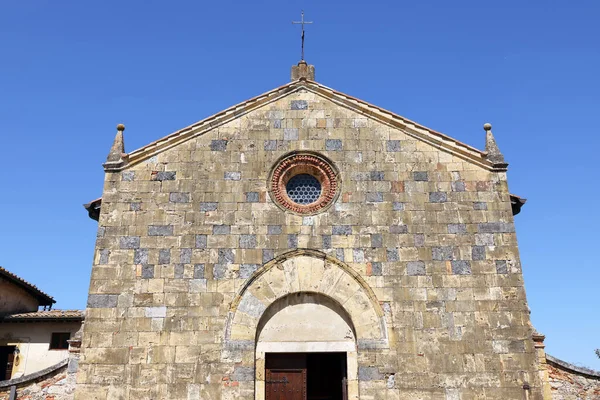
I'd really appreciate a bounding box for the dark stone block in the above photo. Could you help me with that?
[322,235,332,249]
[496,260,508,274]
[134,249,149,264]
[169,192,190,203]
[200,202,218,212]
[99,249,110,265]
[452,181,466,192]
[218,249,235,264]
[210,139,228,151]
[472,246,486,261]
[287,234,298,248]
[195,235,207,248]
[326,139,343,151]
[180,248,192,263]
[335,248,345,262]
[370,171,385,181]
[213,264,227,279]
[413,171,428,181]
[390,225,408,234]
[273,119,282,129]
[432,246,454,261]
[474,202,488,210]
[194,264,205,278]
[87,294,118,308]
[429,192,447,203]
[264,140,277,151]
[414,234,425,247]
[393,202,405,211]
[141,265,154,279]
[332,225,352,235]
[478,222,515,233]
[407,261,426,276]
[386,140,401,152]
[448,224,467,234]
[148,225,173,236]
[358,366,383,381]
[451,260,472,275]
[246,192,259,203]
[97,226,105,238]
[262,249,274,264]
[122,171,135,181]
[290,100,308,110]
[239,264,259,279]
[366,192,383,202]
[371,262,382,276]
[130,202,141,211]
[232,366,255,381]
[159,249,171,264]
[174,264,184,279]
[240,235,257,249]
[386,248,399,262]
[224,172,241,181]
[371,234,383,248]
[152,171,176,181]
[213,225,231,235]
[120,236,140,249]
[268,225,282,235]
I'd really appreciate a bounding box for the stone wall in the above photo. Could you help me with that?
[76,85,543,399]
[547,355,600,399]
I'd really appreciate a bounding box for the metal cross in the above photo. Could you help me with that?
[292,10,313,61]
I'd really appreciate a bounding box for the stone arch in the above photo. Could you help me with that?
[225,249,388,350]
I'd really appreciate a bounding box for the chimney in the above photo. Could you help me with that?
[291,60,315,81]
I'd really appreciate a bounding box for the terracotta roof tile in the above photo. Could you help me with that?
[0,266,55,306]
[2,310,84,321]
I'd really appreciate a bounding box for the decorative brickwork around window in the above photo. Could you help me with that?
[269,152,340,215]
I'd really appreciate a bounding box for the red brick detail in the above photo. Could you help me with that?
[270,153,339,215]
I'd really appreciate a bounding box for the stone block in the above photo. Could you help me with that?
[240,235,257,248]
[148,225,173,236]
[152,171,176,181]
[246,192,259,202]
[451,261,472,275]
[264,140,277,150]
[432,247,454,261]
[213,225,231,235]
[472,246,486,261]
[180,248,192,263]
[169,192,190,203]
[429,192,447,203]
[290,100,308,110]
[195,235,207,248]
[288,234,298,248]
[386,140,401,152]
[134,249,149,264]
[210,139,228,151]
[448,224,467,234]
[267,225,282,235]
[407,261,426,276]
[366,192,383,202]
[159,249,171,264]
[326,139,343,151]
[371,234,383,248]
[120,236,140,249]
[284,128,299,140]
[87,294,118,308]
[193,264,205,278]
[224,172,241,180]
[413,171,428,181]
[240,264,259,279]
[333,225,352,235]
[200,202,218,212]
[122,171,135,181]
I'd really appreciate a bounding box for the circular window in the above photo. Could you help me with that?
[269,152,340,215]
[286,174,322,204]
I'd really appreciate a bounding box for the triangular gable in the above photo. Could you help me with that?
[117,79,498,172]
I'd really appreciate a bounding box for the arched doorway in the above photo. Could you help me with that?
[224,250,388,400]
[256,293,356,400]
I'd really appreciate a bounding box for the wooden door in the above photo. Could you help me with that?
[266,368,306,400]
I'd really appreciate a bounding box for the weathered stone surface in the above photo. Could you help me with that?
[79,85,541,400]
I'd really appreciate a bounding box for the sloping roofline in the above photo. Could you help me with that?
[112,79,501,172]
[0,266,55,306]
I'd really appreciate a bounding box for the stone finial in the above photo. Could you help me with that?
[483,123,507,166]
[291,60,315,81]
[103,123,129,171]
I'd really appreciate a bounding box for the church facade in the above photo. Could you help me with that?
[76,62,543,400]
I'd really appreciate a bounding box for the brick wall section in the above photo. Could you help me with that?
[547,355,600,399]
[76,89,543,399]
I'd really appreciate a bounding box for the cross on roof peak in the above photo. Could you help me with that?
[292,10,313,61]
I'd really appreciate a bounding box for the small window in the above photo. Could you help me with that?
[50,332,70,350]
[286,174,322,205]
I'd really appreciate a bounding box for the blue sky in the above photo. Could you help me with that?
[1,1,598,369]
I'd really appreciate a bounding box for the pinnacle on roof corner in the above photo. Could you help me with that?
[483,123,507,166]
[103,123,129,171]
[291,60,315,81]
